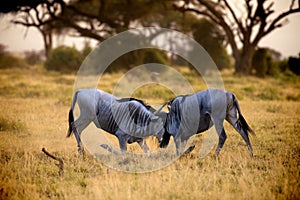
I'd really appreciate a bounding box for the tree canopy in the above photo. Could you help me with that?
[174,0,300,74]
[1,0,299,74]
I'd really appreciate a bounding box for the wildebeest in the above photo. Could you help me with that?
[67,89,164,155]
[157,88,255,156]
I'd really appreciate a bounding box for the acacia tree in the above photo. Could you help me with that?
[12,3,59,58]
[0,0,170,58]
[175,0,300,74]
[0,0,64,58]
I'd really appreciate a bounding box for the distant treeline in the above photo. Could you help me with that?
[0,43,299,77]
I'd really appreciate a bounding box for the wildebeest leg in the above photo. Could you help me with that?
[119,138,128,154]
[73,118,91,153]
[116,129,128,154]
[226,110,254,156]
[215,128,227,155]
[71,123,83,153]
[137,140,151,156]
[213,119,227,156]
[174,135,187,156]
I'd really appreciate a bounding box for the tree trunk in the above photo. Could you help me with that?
[44,32,52,59]
[40,28,52,59]
[234,47,255,75]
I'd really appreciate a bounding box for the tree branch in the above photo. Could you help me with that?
[42,147,64,176]
[253,2,300,45]
[42,0,107,41]
[222,0,246,35]
[265,7,300,35]
[195,0,240,60]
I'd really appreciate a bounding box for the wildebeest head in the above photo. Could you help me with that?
[156,94,203,149]
[153,110,168,143]
[153,101,172,147]
[116,97,166,143]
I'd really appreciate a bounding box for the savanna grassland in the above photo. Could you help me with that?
[0,66,299,200]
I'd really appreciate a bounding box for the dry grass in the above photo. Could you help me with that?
[0,66,299,199]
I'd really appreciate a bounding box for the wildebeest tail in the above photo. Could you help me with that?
[232,94,255,136]
[67,91,79,137]
[67,109,74,137]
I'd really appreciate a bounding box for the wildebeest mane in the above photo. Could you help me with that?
[117,97,156,113]
[168,94,191,107]
[127,101,155,126]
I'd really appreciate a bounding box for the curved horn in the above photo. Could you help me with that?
[154,101,169,115]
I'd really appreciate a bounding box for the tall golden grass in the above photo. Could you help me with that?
[0,66,299,199]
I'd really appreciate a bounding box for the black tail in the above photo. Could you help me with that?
[233,95,255,136]
[67,109,74,137]
[238,114,254,136]
[67,91,79,138]
[160,131,171,148]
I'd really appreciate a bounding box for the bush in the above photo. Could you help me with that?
[288,55,300,75]
[24,50,43,66]
[45,46,83,72]
[0,54,28,69]
[0,44,28,69]
[277,59,289,72]
[81,43,92,58]
[252,48,278,77]
[192,19,232,70]
[108,48,169,72]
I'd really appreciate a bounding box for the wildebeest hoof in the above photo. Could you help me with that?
[78,148,84,154]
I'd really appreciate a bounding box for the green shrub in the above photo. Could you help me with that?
[45,46,83,72]
[277,59,289,72]
[0,44,28,69]
[24,50,43,66]
[0,55,28,69]
[108,48,169,72]
[81,43,92,59]
[288,54,300,75]
[252,48,268,77]
[192,19,232,71]
[252,48,278,77]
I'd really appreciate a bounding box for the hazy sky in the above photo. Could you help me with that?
[0,1,299,58]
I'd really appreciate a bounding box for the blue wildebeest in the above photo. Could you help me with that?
[67,89,164,155]
[157,88,255,156]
